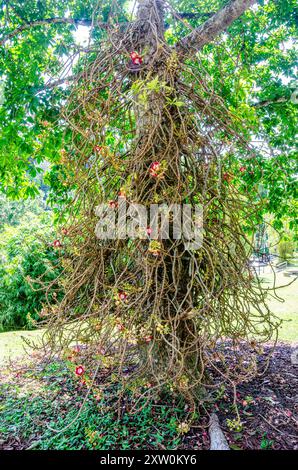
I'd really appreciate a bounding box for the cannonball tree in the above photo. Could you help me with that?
[0,0,297,410]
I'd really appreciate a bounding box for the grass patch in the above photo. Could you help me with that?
[0,329,43,365]
[261,272,298,343]
[0,360,187,450]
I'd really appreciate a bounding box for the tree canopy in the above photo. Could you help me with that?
[0,0,297,232]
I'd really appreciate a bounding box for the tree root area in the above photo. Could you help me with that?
[0,343,297,450]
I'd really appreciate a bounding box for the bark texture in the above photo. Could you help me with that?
[209,413,230,450]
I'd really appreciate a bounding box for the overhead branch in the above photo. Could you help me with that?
[175,0,256,56]
[35,74,78,94]
[253,96,289,108]
[0,17,109,46]
[177,12,216,19]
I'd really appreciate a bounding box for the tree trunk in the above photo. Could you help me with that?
[130,1,201,394]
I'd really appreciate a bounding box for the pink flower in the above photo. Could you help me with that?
[144,335,153,343]
[118,291,127,301]
[94,145,102,153]
[75,365,85,376]
[151,250,160,257]
[150,162,160,171]
[130,51,138,60]
[130,51,142,65]
[53,239,62,248]
[223,172,232,182]
[133,56,142,65]
[109,200,118,208]
[149,162,160,177]
[146,227,152,235]
[239,166,246,173]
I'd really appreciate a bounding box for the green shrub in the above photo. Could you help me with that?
[278,240,295,260]
[0,193,47,230]
[0,212,61,331]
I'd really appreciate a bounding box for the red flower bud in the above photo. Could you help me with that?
[53,239,62,248]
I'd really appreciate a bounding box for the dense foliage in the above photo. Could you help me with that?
[0,0,297,231]
[0,209,61,330]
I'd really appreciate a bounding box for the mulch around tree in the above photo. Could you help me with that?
[184,343,298,450]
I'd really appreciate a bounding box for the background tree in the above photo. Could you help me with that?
[0,209,61,330]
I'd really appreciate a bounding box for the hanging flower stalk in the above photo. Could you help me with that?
[42,0,279,407]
